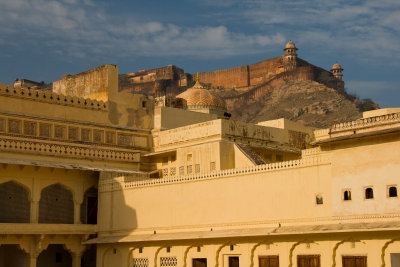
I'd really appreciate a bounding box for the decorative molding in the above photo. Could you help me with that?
[154,246,166,267]
[331,238,358,267]
[99,154,330,192]
[215,242,230,267]
[0,113,149,150]
[0,83,107,111]
[331,112,400,133]
[0,137,140,163]
[127,247,138,267]
[288,240,306,267]
[183,245,195,267]
[380,238,400,267]
[250,239,271,267]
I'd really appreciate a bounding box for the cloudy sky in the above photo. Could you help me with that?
[0,0,399,107]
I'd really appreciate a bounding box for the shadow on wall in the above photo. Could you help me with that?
[37,244,72,267]
[0,244,27,267]
[100,174,138,267]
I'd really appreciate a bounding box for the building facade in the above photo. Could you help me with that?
[0,63,399,267]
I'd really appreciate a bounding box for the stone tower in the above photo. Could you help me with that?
[331,63,343,80]
[283,41,298,71]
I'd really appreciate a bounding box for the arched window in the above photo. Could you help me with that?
[389,186,398,198]
[0,181,30,223]
[39,184,74,224]
[80,187,98,224]
[365,187,374,199]
[344,190,351,201]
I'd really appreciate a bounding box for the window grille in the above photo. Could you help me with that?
[133,258,149,267]
[160,257,177,267]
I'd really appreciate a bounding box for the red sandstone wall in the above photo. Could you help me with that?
[248,57,284,86]
[196,56,286,89]
[197,65,249,89]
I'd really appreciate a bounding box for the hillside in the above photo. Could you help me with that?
[221,80,370,128]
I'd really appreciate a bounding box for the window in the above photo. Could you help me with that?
[365,187,374,199]
[171,155,176,162]
[195,164,200,173]
[210,162,216,171]
[187,165,192,174]
[344,190,351,201]
[316,194,323,205]
[170,167,176,176]
[389,186,398,197]
[276,155,283,162]
[187,153,192,161]
[259,256,279,267]
[179,166,184,176]
[342,256,367,267]
[298,255,320,267]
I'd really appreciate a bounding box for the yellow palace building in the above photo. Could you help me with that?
[0,64,399,267]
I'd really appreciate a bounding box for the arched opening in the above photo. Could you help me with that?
[39,184,74,224]
[37,244,72,267]
[344,190,351,201]
[0,181,30,223]
[0,244,27,267]
[389,186,398,197]
[365,188,374,199]
[80,187,98,224]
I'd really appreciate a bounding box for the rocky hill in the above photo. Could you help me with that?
[220,80,374,128]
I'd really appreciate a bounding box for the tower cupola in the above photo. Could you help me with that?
[331,63,343,80]
[283,41,298,71]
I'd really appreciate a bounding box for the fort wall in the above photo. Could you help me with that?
[53,64,118,102]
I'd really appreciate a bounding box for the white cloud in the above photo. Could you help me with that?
[200,0,400,64]
[0,0,284,59]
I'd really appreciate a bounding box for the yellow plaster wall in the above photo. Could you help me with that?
[99,162,331,233]
[329,135,400,216]
[154,107,219,130]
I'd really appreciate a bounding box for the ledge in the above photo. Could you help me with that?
[0,223,97,235]
[85,221,400,244]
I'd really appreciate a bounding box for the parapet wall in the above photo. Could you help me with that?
[53,64,118,101]
[195,57,285,89]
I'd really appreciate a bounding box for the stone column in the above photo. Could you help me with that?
[74,201,82,224]
[30,200,39,223]
[27,254,37,267]
[72,252,83,267]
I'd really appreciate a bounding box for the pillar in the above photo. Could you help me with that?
[74,201,82,224]
[30,200,39,223]
[72,252,83,267]
[27,254,37,267]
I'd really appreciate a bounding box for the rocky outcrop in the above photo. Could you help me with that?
[228,80,364,128]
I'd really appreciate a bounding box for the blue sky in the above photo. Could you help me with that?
[0,0,399,107]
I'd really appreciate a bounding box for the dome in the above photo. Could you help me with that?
[177,81,226,109]
[331,63,343,70]
[284,41,297,50]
